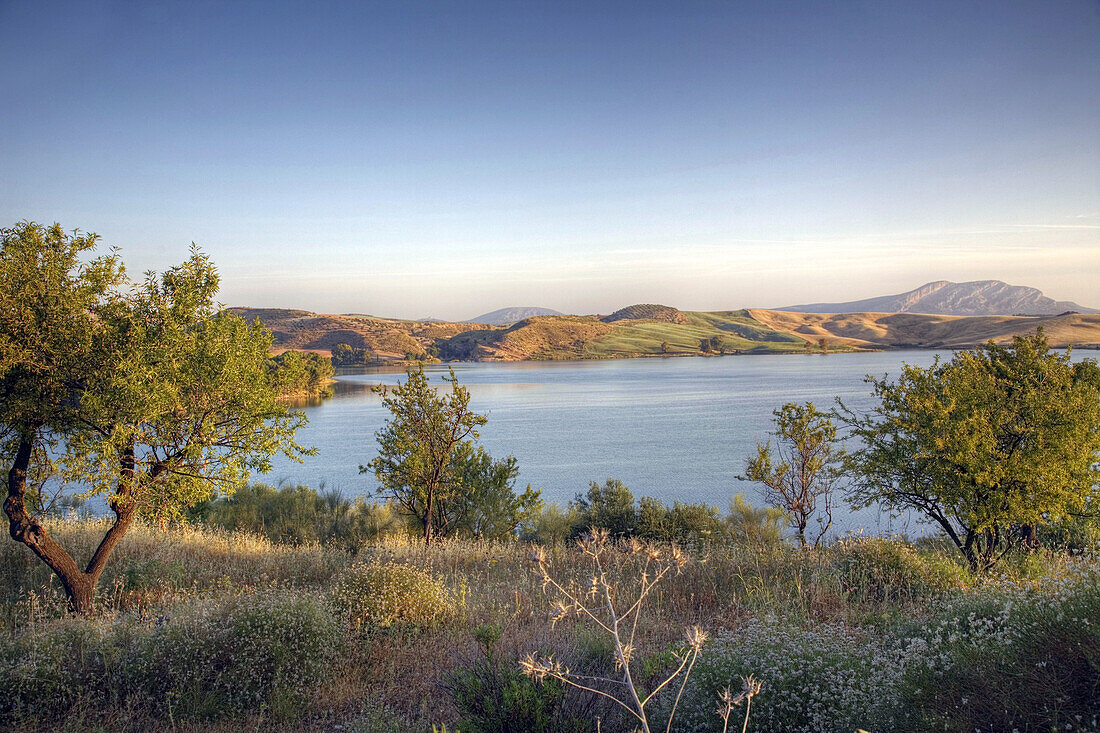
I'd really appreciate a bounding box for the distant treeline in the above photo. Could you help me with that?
[331,342,436,367]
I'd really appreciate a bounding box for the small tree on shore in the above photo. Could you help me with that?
[363,366,488,544]
[445,449,543,540]
[738,402,842,547]
[572,478,636,538]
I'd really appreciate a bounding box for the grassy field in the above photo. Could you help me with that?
[1,520,1097,732]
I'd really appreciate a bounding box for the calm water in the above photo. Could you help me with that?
[268,351,959,535]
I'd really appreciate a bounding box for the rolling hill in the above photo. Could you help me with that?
[231,304,1100,364]
[776,280,1098,316]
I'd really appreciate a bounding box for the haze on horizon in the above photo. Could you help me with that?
[2,1,1097,321]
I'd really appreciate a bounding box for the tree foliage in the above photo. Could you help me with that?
[572,478,636,538]
[840,332,1100,572]
[330,342,374,367]
[1,222,310,612]
[739,402,843,547]
[270,350,335,398]
[446,449,542,541]
[364,366,536,543]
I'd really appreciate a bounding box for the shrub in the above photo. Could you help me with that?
[636,498,724,544]
[329,561,454,631]
[673,619,902,732]
[896,558,1100,732]
[571,479,636,538]
[0,617,124,724]
[0,592,340,724]
[831,537,969,603]
[521,504,578,546]
[447,656,576,733]
[132,591,341,719]
[196,482,409,550]
[724,494,786,547]
[446,624,588,733]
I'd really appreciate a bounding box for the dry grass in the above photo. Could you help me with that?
[4,521,1077,732]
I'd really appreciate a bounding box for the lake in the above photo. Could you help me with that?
[268,351,960,535]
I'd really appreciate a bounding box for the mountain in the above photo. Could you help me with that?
[775,280,1098,316]
[468,306,564,325]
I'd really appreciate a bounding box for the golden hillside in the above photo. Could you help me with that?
[747,309,1100,350]
[231,306,1100,363]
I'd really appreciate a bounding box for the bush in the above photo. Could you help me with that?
[447,657,576,733]
[196,482,409,550]
[724,494,786,547]
[896,558,1100,732]
[0,617,124,724]
[446,624,603,733]
[672,619,902,732]
[831,537,970,603]
[571,479,636,538]
[521,504,578,546]
[132,591,341,719]
[329,562,454,631]
[636,498,724,544]
[0,592,340,725]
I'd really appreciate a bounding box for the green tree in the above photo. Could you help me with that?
[840,332,1100,572]
[331,342,373,367]
[572,478,636,537]
[1,223,309,612]
[362,366,488,544]
[635,497,723,543]
[445,449,543,541]
[738,402,843,547]
[271,350,335,398]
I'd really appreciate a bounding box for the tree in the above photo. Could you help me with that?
[271,350,335,398]
[738,402,842,547]
[445,449,543,540]
[363,366,488,544]
[1,223,310,612]
[572,478,636,537]
[840,332,1100,572]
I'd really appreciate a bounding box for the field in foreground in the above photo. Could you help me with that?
[1,521,1098,733]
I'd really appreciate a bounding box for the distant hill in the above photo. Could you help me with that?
[601,304,687,324]
[468,306,564,325]
[231,305,1100,364]
[776,280,1098,316]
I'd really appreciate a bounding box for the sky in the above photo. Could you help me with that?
[1,0,1098,320]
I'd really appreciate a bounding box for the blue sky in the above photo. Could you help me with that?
[2,0,1097,319]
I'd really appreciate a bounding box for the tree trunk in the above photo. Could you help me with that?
[1021,524,1039,549]
[424,489,434,545]
[6,436,88,612]
[5,435,137,614]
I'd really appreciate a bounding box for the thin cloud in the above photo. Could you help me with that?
[1006,224,1100,230]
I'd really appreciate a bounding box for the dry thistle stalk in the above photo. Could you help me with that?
[716,674,763,733]
[521,529,703,733]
